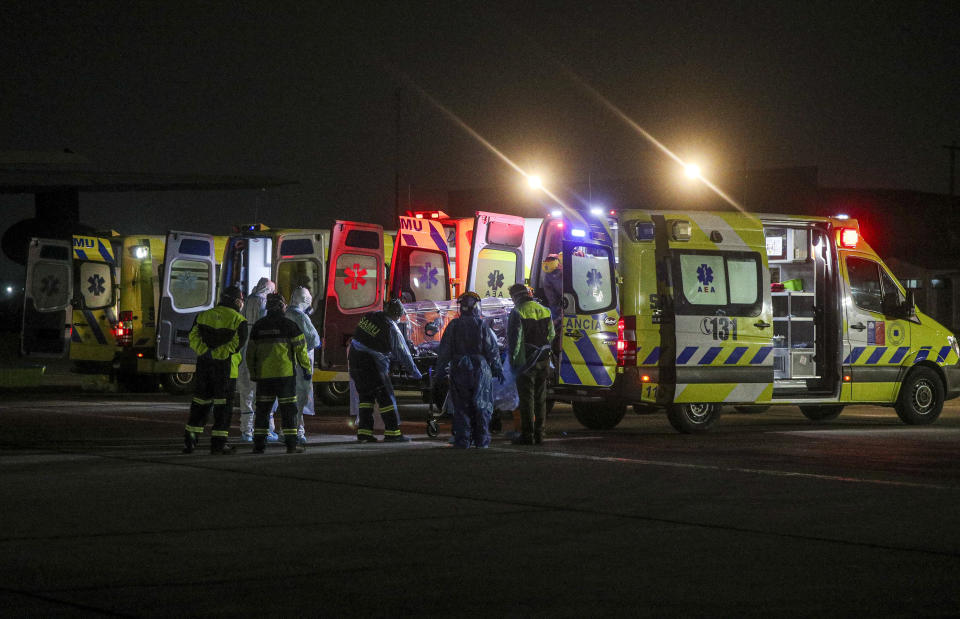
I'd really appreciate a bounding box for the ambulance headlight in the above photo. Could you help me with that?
[129,245,150,260]
[948,336,960,361]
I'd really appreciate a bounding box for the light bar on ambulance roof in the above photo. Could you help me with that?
[550,209,562,218]
[671,220,692,241]
[839,228,859,248]
[571,228,586,238]
[590,206,604,216]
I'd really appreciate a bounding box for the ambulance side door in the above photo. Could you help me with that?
[274,230,326,314]
[321,221,384,369]
[156,232,218,363]
[661,213,774,405]
[842,252,912,402]
[21,237,73,357]
[465,211,525,298]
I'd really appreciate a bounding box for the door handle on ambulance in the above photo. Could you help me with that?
[850,322,866,331]
[754,320,771,329]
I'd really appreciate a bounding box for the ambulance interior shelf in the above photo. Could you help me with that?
[766,226,817,382]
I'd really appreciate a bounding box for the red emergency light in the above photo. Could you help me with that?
[839,228,859,248]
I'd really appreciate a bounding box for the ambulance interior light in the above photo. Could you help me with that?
[571,228,586,238]
[129,245,150,259]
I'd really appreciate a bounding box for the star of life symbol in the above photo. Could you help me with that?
[344,264,367,290]
[587,268,603,289]
[419,262,439,289]
[41,275,61,297]
[87,273,106,296]
[488,269,504,291]
[697,264,714,286]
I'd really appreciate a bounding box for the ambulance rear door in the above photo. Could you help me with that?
[321,221,384,369]
[68,234,120,363]
[465,211,525,299]
[156,232,218,363]
[21,237,73,357]
[658,212,774,405]
[274,229,327,333]
[389,216,450,303]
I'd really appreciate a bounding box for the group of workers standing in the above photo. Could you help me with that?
[182,278,317,455]
[181,271,557,453]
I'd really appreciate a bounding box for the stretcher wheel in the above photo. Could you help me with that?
[426,419,440,437]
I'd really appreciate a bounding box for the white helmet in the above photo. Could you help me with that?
[290,286,312,312]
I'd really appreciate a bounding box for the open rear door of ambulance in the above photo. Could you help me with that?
[656,212,774,432]
[274,229,328,333]
[465,211,525,299]
[156,232,218,363]
[388,215,451,303]
[21,237,73,357]
[320,221,384,370]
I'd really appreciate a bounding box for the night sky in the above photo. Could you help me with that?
[1,1,958,281]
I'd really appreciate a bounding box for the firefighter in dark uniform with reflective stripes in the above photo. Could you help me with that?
[182,286,248,455]
[508,283,555,445]
[246,293,312,454]
[348,298,422,442]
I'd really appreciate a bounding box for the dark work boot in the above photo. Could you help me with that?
[534,432,544,445]
[182,430,198,454]
[285,435,305,454]
[511,434,534,445]
[210,437,235,455]
[253,437,266,454]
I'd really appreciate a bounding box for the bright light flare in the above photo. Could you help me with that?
[527,174,543,190]
[684,163,702,180]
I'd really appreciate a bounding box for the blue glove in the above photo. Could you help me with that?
[301,368,312,381]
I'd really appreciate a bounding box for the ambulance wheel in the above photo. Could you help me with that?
[667,403,720,433]
[799,405,844,421]
[426,419,440,437]
[162,371,195,394]
[317,381,350,406]
[895,367,944,425]
[572,401,626,430]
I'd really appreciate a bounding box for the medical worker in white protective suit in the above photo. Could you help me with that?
[238,277,279,442]
[284,286,320,444]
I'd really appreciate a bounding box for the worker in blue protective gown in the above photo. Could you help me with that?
[434,291,504,449]
[284,286,321,444]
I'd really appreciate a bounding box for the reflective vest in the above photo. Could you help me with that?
[189,304,248,377]
[508,298,554,371]
[246,311,311,380]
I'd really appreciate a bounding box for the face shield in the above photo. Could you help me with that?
[290,286,313,313]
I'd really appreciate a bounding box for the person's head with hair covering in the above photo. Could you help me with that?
[289,286,312,312]
[458,291,482,317]
[265,293,286,315]
[384,298,404,321]
[252,277,276,296]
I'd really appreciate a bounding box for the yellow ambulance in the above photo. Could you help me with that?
[527,209,960,432]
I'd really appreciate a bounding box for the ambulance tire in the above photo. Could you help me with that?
[799,405,844,421]
[895,367,944,425]
[162,371,195,394]
[667,403,721,433]
[317,381,350,406]
[572,401,626,430]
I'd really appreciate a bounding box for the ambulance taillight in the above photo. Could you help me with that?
[616,316,637,366]
[839,228,859,248]
[114,311,134,346]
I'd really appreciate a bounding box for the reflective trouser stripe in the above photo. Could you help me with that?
[357,428,374,436]
[185,425,204,433]
[211,430,228,437]
[278,396,297,404]
[380,405,395,413]
[212,398,227,405]
[192,398,212,405]
[254,429,270,435]
[282,428,297,435]
[358,403,374,409]
[384,429,401,436]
